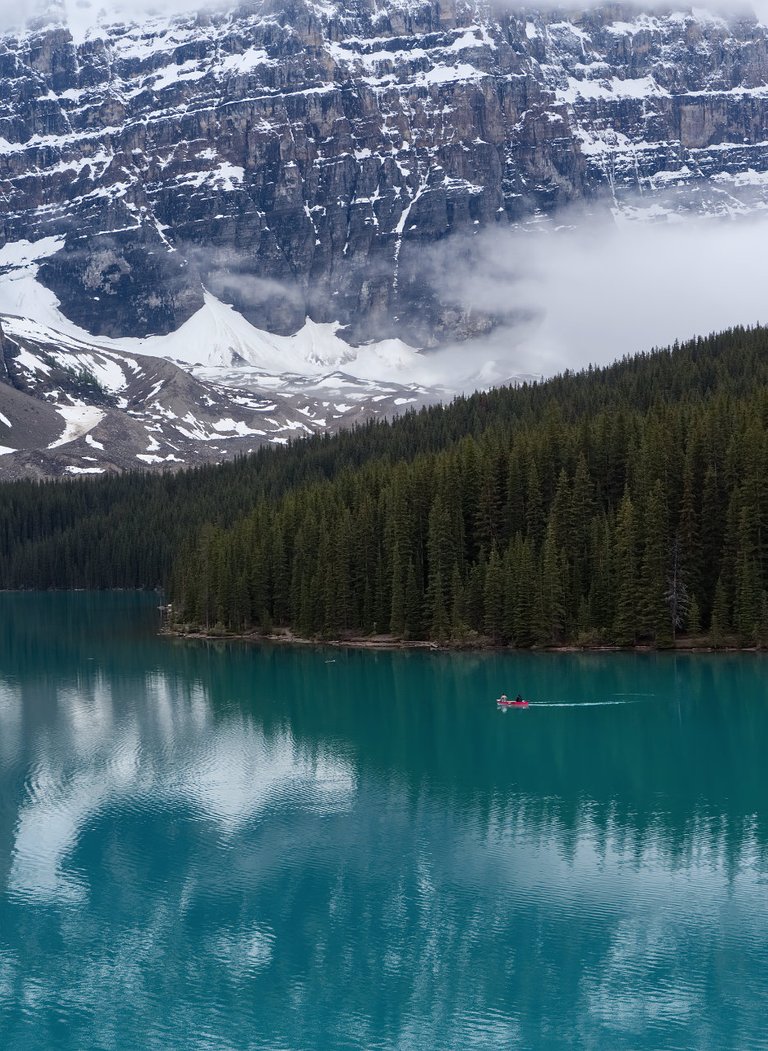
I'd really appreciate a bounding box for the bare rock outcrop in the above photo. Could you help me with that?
[2,2,768,343]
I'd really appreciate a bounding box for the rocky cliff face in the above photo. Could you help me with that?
[2,1,768,345]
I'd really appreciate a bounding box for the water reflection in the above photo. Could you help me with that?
[0,682,21,768]
[6,670,355,905]
[0,593,767,1050]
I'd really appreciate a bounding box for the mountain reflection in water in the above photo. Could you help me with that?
[0,592,766,1051]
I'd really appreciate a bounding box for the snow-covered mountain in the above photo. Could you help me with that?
[2,0,768,346]
[0,309,431,478]
[3,0,768,474]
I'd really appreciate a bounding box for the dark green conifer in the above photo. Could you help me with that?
[613,491,638,646]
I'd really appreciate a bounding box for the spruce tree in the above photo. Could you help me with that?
[483,546,505,642]
[613,491,638,646]
[539,518,566,645]
[641,480,673,646]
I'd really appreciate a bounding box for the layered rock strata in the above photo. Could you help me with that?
[1,2,768,342]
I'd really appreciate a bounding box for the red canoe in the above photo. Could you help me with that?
[497,699,530,708]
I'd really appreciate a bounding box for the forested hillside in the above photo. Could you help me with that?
[2,326,768,647]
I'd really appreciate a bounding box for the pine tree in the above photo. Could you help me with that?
[484,545,505,642]
[710,577,730,645]
[687,594,702,636]
[504,445,525,540]
[427,569,449,641]
[735,501,761,643]
[539,518,566,645]
[570,453,595,567]
[511,537,537,647]
[587,514,613,639]
[613,491,638,646]
[425,490,457,635]
[390,542,406,636]
[450,562,466,639]
[525,458,545,548]
[641,480,673,646]
[475,447,502,553]
[665,537,690,641]
[404,560,423,639]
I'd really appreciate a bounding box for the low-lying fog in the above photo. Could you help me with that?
[442,210,768,388]
[4,0,768,32]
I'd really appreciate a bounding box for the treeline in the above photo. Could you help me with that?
[169,326,768,647]
[0,407,479,589]
[2,325,768,646]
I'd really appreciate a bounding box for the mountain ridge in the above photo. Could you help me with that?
[0,310,430,477]
[3,1,768,347]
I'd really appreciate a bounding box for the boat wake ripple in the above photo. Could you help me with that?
[531,698,651,708]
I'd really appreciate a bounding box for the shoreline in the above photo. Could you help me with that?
[163,626,765,655]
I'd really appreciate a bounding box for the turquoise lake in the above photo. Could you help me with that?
[0,591,766,1050]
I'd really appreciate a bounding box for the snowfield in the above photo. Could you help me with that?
[0,239,516,391]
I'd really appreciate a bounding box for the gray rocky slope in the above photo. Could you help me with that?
[0,315,428,477]
[2,0,768,348]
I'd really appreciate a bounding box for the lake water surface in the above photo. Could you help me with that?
[0,592,766,1050]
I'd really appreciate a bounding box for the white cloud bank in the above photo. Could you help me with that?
[506,0,768,23]
[450,211,768,384]
[0,0,214,35]
[2,0,768,35]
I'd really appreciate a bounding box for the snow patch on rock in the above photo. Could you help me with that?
[49,405,106,449]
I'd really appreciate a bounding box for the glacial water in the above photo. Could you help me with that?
[0,592,767,1050]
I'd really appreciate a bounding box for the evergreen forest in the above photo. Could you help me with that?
[3,325,768,648]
